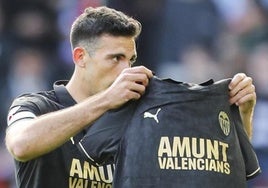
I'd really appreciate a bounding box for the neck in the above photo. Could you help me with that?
[66,75,89,103]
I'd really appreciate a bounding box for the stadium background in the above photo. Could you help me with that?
[0,0,267,187]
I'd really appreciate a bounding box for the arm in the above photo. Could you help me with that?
[228,73,256,139]
[6,92,115,162]
[5,66,153,162]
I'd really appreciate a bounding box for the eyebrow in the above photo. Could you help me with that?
[107,53,137,62]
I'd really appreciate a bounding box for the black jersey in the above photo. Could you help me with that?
[78,77,261,188]
[7,81,114,188]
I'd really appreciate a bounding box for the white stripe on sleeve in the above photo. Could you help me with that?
[7,111,36,126]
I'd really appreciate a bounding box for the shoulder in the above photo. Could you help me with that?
[7,91,60,127]
[9,90,59,115]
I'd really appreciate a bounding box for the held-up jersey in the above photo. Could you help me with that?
[6,81,114,188]
[78,77,261,188]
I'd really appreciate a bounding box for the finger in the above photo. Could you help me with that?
[113,75,148,100]
[123,89,142,101]
[238,94,257,114]
[122,72,151,87]
[229,84,255,105]
[229,73,246,90]
[120,82,147,101]
[229,76,253,97]
[129,82,147,96]
[123,66,153,78]
[236,93,256,107]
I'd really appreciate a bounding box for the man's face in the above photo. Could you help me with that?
[83,35,137,95]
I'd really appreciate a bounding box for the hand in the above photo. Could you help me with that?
[228,73,256,113]
[228,73,256,138]
[104,66,153,109]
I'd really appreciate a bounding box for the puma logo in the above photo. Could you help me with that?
[144,108,161,123]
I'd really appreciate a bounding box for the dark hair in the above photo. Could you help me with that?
[70,6,142,49]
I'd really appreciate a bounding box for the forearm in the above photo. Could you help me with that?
[239,108,254,140]
[5,92,111,162]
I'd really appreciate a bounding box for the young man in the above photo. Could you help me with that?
[5,6,256,188]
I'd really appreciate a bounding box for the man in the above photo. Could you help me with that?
[5,6,256,188]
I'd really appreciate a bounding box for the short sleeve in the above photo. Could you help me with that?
[7,94,41,127]
[77,101,137,166]
[231,105,261,179]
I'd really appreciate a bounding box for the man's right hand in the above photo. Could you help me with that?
[104,66,153,109]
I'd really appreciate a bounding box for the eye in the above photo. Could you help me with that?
[112,55,123,63]
[130,57,137,66]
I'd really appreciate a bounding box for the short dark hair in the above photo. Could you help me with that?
[70,6,142,50]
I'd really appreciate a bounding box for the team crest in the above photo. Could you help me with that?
[218,111,230,136]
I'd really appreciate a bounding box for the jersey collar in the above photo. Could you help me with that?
[53,80,77,107]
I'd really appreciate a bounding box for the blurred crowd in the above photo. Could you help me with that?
[0,0,267,187]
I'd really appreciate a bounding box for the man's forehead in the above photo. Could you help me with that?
[97,36,136,53]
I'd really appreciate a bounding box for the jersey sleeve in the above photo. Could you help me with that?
[77,101,137,166]
[231,105,261,179]
[7,93,57,127]
[7,94,41,127]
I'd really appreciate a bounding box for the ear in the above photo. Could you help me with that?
[73,47,86,67]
